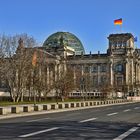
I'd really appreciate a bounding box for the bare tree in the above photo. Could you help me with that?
[0,34,37,102]
[53,66,75,101]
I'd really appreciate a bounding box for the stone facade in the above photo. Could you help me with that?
[67,33,140,97]
[44,32,140,97]
[1,32,140,98]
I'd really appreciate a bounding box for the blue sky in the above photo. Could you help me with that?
[0,0,140,53]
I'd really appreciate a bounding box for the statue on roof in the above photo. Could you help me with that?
[59,35,64,46]
[18,38,24,49]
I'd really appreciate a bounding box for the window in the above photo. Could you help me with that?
[84,66,89,73]
[114,42,117,47]
[100,64,107,72]
[115,64,123,72]
[123,42,126,47]
[93,76,98,86]
[80,77,85,84]
[76,65,82,71]
[109,41,113,47]
[101,76,107,84]
[116,77,123,85]
[91,65,98,73]
[118,42,122,47]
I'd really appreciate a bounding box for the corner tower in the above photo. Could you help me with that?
[107,33,137,96]
[107,33,135,56]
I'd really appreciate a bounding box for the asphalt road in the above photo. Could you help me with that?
[0,102,140,140]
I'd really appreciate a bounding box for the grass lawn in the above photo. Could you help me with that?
[0,98,104,106]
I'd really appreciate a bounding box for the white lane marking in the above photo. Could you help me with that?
[134,107,140,109]
[113,127,139,140]
[19,127,59,138]
[26,118,50,122]
[123,109,131,112]
[79,118,97,123]
[107,112,118,116]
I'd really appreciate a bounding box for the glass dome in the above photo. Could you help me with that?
[43,32,85,55]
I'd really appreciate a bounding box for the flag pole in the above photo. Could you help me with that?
[120,24,122,33]
[114,18,123,33]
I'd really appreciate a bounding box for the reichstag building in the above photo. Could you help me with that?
[1,31,140,98]
[30,31,140,97]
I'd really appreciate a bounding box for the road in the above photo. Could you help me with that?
[0,102,140,140]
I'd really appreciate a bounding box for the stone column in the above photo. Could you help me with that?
[55,64,58,82]
[135,62,139,84]
[135,62,139,96]
[131,59,134,85]
[58,64,61,80]
[125,59,128,85]
[73,65,76,86]
[81,65,84,76]
[50,68,53,86]
[97,64,100,85]
[138,64,140,83]
[89,65,92,91]
[138,64,140,96]
[136,63,137,84]
[47,65,49,85]
[110,61,113,85]
[60,60,66,75]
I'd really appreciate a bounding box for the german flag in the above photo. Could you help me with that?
[32,51,37,67]
[114,18,122,25]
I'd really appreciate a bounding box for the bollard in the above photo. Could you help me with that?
[76,102,80,107]
[0,108,7,115]
[34,105,39,111]
[85,102,89,106]
[81,102,84,107]
[71,103,75,108]
[23,106,28,112]
[90,102,93,106]
[11,106,21,113]
[58,104,64,109]
[43,105,47,110]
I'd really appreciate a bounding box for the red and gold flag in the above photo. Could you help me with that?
[114,18,122,25]
[32,51,37,67]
